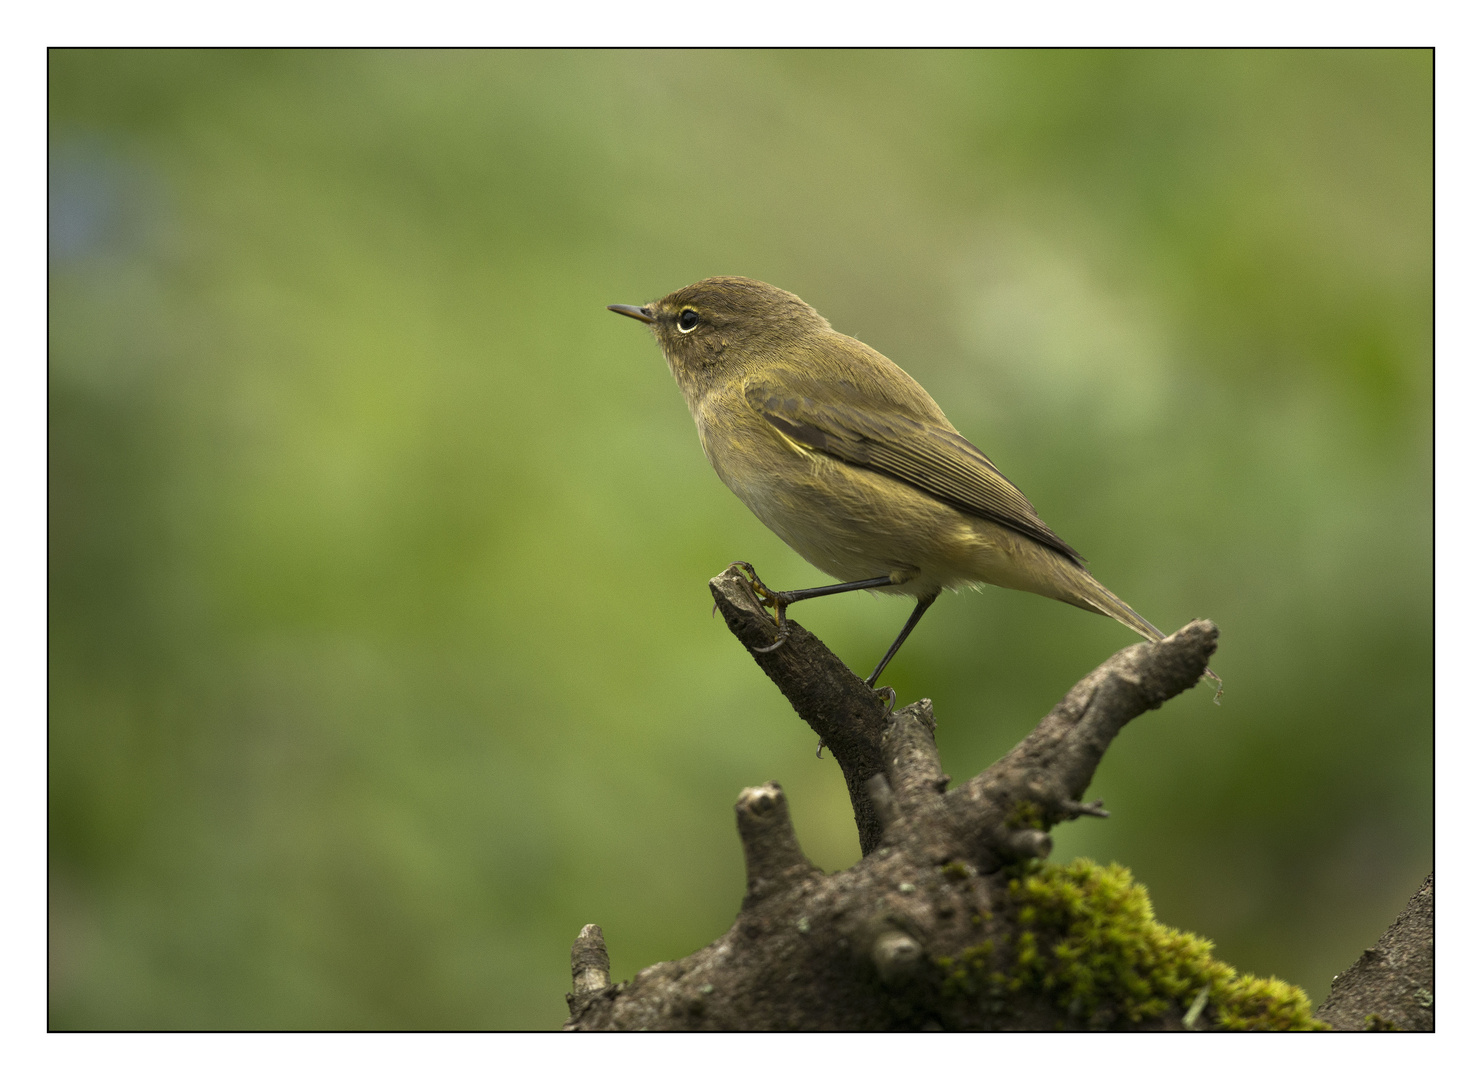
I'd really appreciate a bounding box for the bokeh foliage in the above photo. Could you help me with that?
[48,49,1431,1030]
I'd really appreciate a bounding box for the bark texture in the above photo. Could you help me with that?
[562,566,1431,1031]
[1315,873,1435,1032]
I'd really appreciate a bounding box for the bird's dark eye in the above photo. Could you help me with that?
[677,309,700,333]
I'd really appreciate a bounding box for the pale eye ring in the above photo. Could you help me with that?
[677,309,700,333]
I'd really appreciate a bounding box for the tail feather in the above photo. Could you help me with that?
[1059,562,1222,700]
[1058,564,1165,644]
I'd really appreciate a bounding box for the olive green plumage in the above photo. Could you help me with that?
[610,276,1166,678]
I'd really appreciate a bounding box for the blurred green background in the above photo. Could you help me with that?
[48,49,1432,1030]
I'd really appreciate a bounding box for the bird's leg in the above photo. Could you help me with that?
[865,592,940,713]
[727,561,895,654]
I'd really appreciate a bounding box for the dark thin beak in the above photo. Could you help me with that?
[608,304,656,324]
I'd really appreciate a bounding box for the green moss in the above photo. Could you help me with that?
[1004,801,1047,831]
[1363,1012,1400,1032]
[936,858,1327,1031]
[939,860,972,881]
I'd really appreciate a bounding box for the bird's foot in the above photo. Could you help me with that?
[874,685,897,717]
[728,561,792,652]
[728,561,784,613]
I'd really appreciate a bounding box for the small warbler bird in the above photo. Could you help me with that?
[610,276,1196,696]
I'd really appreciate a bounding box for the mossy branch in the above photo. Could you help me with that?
[563,566,1426,1031]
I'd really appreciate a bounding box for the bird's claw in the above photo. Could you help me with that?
[875,685,897,716]
[752,623,790,654]
[729,561,784,616]
[731,560,793,650]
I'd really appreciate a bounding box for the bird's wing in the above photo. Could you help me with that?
[745,380,1084,565]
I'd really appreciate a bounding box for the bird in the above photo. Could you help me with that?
[609,276,1205,702]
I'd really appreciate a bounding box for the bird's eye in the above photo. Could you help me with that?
[677,309,700,333]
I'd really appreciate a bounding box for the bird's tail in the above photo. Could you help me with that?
[1059,565,1165,643]
[965,536,1218,694]
[1055,561,1222,699]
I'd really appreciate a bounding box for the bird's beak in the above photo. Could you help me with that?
[608,304,656,324]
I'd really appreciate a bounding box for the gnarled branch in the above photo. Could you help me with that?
[565,566,1427,1031]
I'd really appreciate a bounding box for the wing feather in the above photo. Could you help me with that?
[746,381,1084,565]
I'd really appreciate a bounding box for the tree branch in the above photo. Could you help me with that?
[709,567,893,853]
[1315,873,1434,1031]
[711,564,1218,862]
[564,566,1416,1031]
